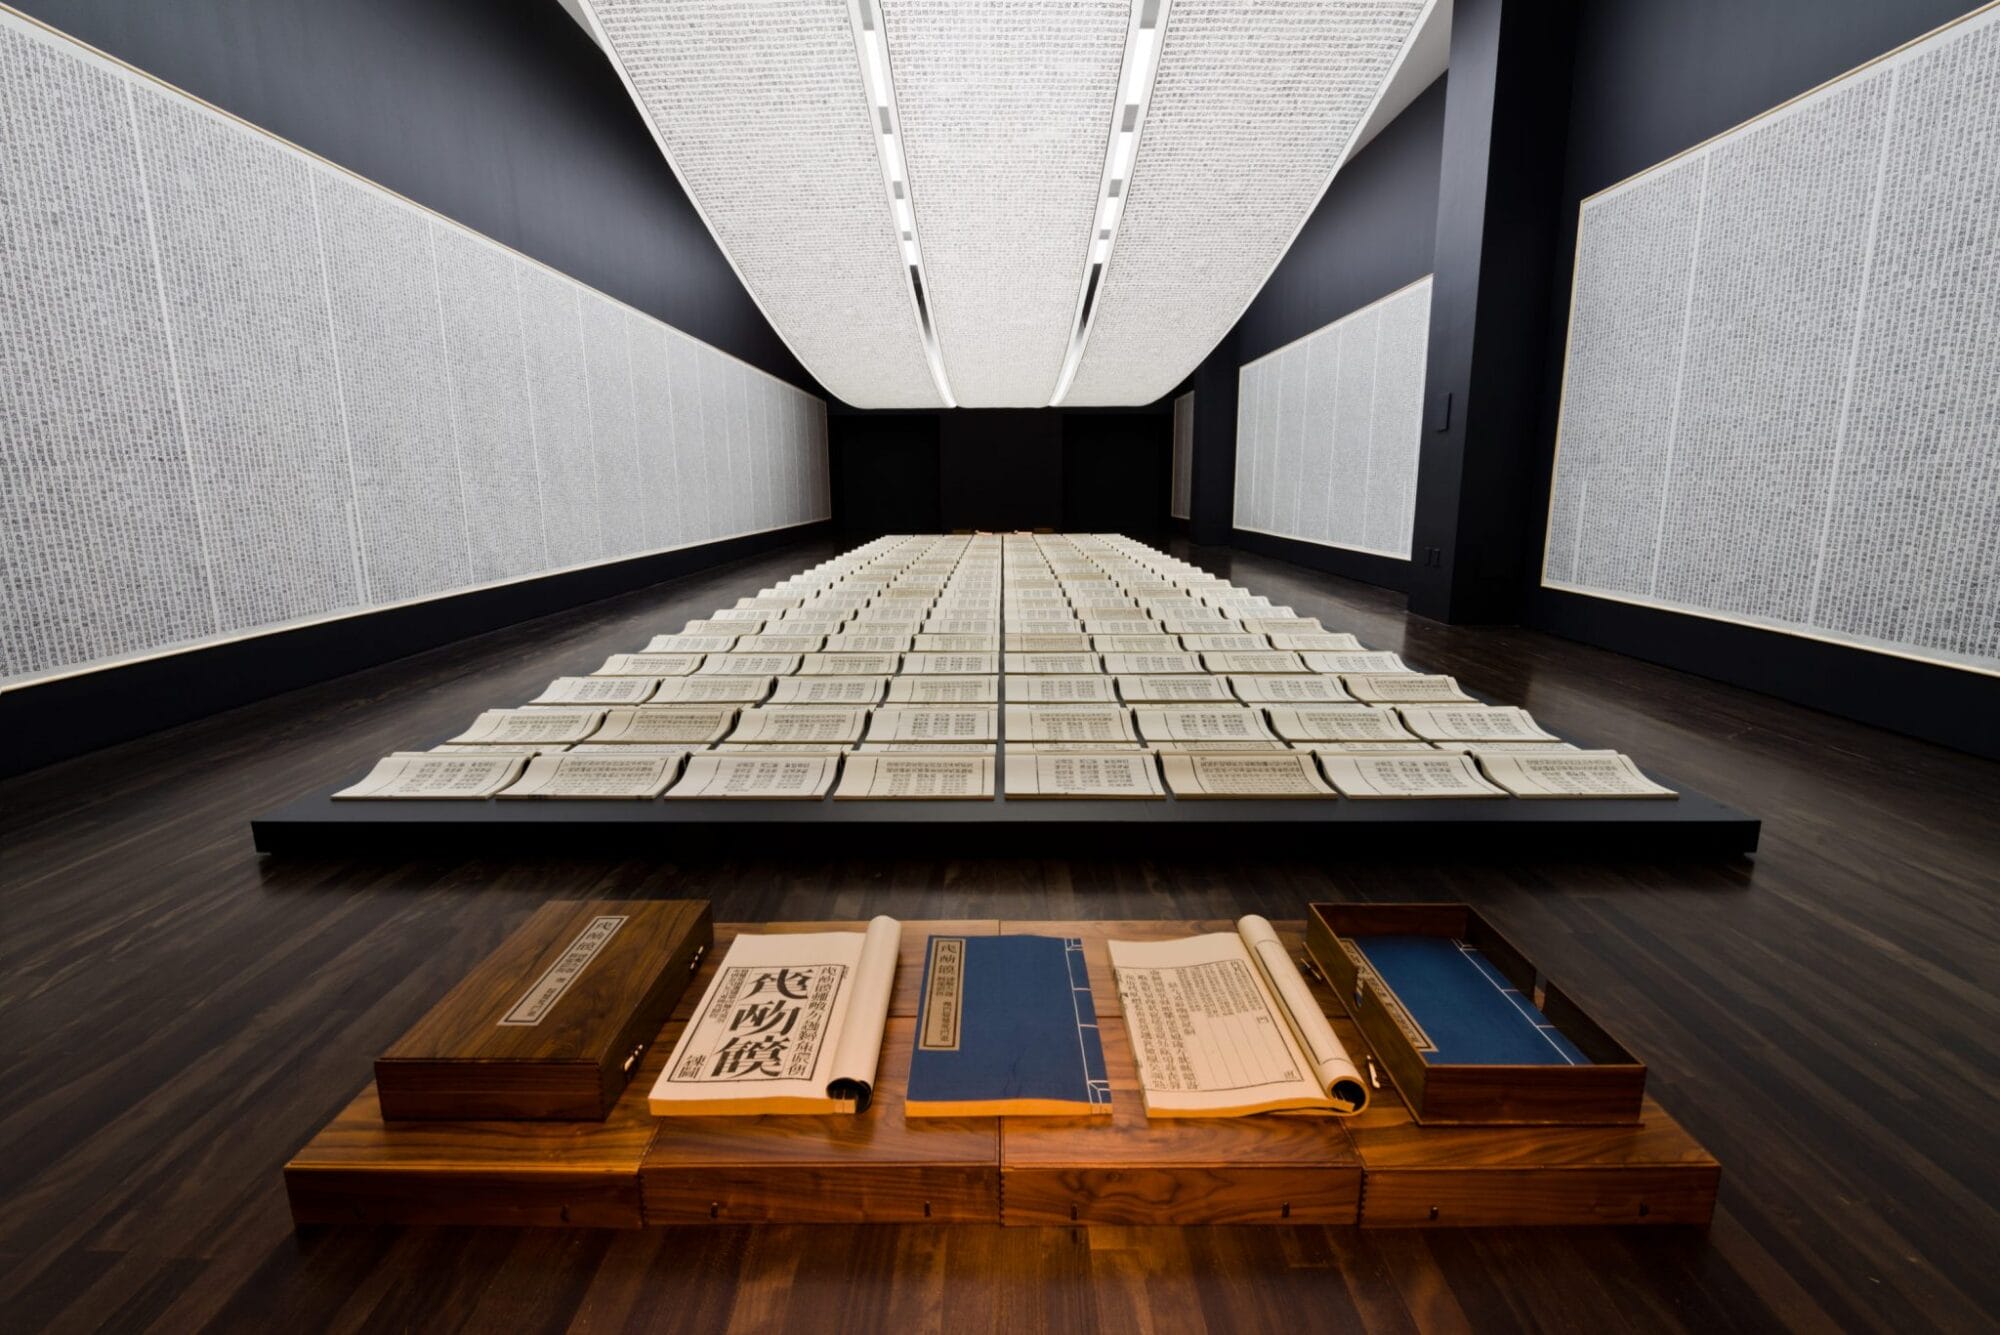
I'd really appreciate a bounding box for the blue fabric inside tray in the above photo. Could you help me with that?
[1353,935,1590,1066]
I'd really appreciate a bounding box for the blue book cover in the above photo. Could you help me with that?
[906,934,1113,1116]
[1351,936,1590,1066]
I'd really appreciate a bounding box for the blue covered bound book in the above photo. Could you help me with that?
[905,934,1114,1117]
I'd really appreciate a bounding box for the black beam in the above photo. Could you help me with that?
[1408,0,1578,623]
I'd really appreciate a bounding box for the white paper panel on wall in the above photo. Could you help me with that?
[0,29,213,679]
[1169,391,1194,520]
[578,292,645,559]
[623,313,679,554]
[133,82,362,635]
[312,170,472,606]
[1231,278,1431,560]
[432,222,548,585]
[519,264,605,570]
[0,10,828,690]
[1545,8,2000,675]
[1063,0,1432,406]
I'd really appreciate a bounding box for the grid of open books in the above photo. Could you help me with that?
[335,533,1675,802]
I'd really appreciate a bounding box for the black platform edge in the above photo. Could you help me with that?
[251,771,1758,861]
[0,522,834,779]
[1228,529,1410,594]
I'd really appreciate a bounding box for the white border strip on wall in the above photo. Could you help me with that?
[1539,0,2000,680]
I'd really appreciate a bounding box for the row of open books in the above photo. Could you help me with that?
[331,532,1674,802]
[532,665,1465,703]
[652,916,1368,1121]
[337,745,1671,801]
[430,701,1565,747]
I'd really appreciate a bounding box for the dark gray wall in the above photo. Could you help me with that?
[1520,0,1997,758]
[829,408,1173,538]
[1231,77,1446,364]
[16,0,814,390]
[1180,75,1447,572]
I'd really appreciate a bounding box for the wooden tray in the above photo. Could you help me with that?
[1306,903,1647,1124]
[285,919,1719,1229]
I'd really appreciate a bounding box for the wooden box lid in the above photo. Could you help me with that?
[376,899,711,1121]
[1306,903,1646,1126]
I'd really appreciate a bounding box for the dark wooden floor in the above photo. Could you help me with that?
[3,538,1995,1334]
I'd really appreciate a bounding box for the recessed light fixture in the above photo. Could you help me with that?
[575,0,944,407]
[849,0,956,407]
[1050,0,1170,406]
[575,0,1430,409]
[1059,0,1435,405]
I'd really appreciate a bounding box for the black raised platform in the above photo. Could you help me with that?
[251,768,1758,858]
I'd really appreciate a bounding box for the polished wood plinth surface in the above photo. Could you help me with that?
[3,538,1995,1331]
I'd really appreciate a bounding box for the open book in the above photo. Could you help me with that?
[495,752,682,799]
[333,752,525,799]
[649,918,902,1115]
[1109,916,1369,1118]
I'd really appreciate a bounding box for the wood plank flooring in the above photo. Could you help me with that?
[2,539,1995,1334]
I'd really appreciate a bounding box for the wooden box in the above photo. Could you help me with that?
[1305,903,1645,1125]
[375,899,711,1121]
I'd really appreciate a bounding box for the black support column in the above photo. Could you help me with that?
[1407,0,1577,622]
[1184,330,1241,547]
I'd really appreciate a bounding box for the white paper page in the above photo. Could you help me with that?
[1236,915,1367,1112]
[666,753,840,799]
[497,753,680,799]
[1477,752,1676,798]
[529,676,658,705]
[833,755,995,799]
[590,707,736,745]
[595,654,705,677]
[333,753,524,799]
[652,931,872,1114]
[826,917,904,1104]
[1109,933,1325,1116]
[1315,753,1506,799]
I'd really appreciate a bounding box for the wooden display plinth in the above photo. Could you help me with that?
[1000,1020,1362,1225]
[286,1063,662,1228]
[1347,1092,1720,1228]
[642,1021,1000,1224]
[285,920,1719,1230]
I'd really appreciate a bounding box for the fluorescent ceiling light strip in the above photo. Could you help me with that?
[1050,0,1170,406]
[849,0,956,407]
